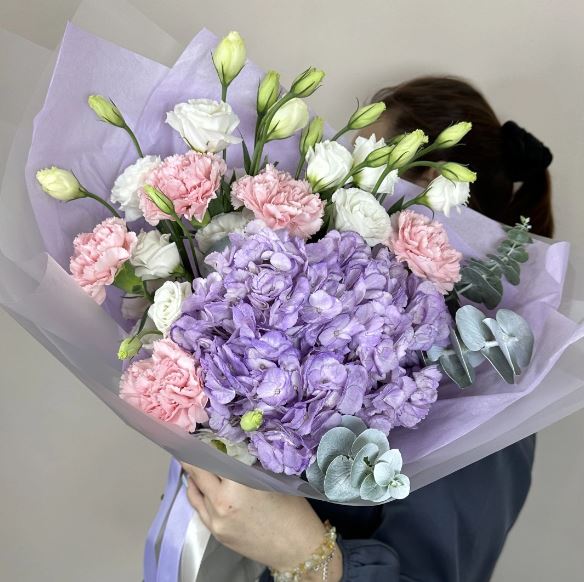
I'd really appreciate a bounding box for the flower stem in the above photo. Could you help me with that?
[81,190,121,218]
[331,125,349,142]
[294,156,305,180]
[124,125,144,158]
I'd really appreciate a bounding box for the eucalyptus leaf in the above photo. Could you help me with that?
[496,309,534,368]
[323,456,358,502]
[351,443,378,488]
[360,473,392,503]
[439,351,474,388]
[426,345,446,362]
[316,426,355,472]
[458,266,503,309]
[351,428,390,459]
[482,318,520,374]
[449,329,476,385]
[306,459,325,492]
[506,227,533,244]
[376,449,404,474]
[481,344,515,383]
[456,305,489,351]
[341,415,368,436]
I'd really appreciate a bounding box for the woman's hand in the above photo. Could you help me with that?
[181,463,343,581]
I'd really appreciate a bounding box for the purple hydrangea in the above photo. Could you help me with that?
[171,222,450,475]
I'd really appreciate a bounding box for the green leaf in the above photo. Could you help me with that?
[241,137,252,174]
[359,473,392,503]
[113,262,143,295]
[351,443,377,488]
[495,309,534,369]
[507,227,533,244]
[351,428,390,458]
[458,266,503,309]
[306,460,325,492]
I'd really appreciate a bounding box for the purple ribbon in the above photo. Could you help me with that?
[156,485,195,582]
[144,459,182,582]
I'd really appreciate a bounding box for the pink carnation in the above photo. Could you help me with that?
[387,209,462,294]
[120,339,209,432]
[70,217,136,305]
[140,151,226,224]
[231,165,324,238]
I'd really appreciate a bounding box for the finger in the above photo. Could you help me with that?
[185,478,212,527]
[181,464,222,499]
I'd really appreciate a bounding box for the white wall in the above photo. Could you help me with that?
[1,1,583,580]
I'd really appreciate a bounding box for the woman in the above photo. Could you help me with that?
[181,76,553,582]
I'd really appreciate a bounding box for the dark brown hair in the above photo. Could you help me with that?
[372,76,554,237]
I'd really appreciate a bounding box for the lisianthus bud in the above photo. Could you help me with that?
[362,144,394,168]
[240,409,264,432]
[118,336,142,360]
[300,116,324,158]
[289,67,325,98]
[142,184,176,216]
[266,98,309,140]
[212,31,246,86]
[257,70,280,115]
[423,175,471,217]
[440,162,477,183]
[434,122,472,148]
[306,140,353,191]
[88,95,125,127]
[36,167,84,201]
[388,130,429,168]
[347,102,386,130]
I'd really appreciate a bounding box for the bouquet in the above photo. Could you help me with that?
[2,20,584,582]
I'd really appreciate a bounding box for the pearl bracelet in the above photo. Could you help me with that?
[270,521,337,582]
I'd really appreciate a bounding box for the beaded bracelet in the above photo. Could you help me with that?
[270,521,337,582]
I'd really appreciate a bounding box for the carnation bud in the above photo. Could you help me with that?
[300,116,324,158]
[118,336,142,360]
[387,130,429,168]
[240,409,264,432]
[257,71,280,115]
[212,31,246,86]
[347,102,386,130]
[440,162,477,183]
[266,98,309,141]
[289,67,325,98]
[434,122,473,148]
[88,95,125,127]
[143,184,176,216]
[36,167,84,201]
[362,144,394,168]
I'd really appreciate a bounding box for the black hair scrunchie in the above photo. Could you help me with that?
[501,120,553,182]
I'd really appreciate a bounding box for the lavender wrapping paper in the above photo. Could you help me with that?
[1,22,584,502]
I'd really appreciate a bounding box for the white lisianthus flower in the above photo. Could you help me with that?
[36,167,83,201]
[129,230,182,280]
[332,187,392,246]
[352,135,399,195]
[166,99,242,153]
[195,211,252,254]
[306,140,353,191]
[148,281,192,335]
[197,429,257,465]
[111,156,161,222]
[424,175,471,217]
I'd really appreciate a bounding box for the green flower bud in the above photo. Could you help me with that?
[113,262,144,295]
[387,130,429,168]
[266,98,309,141]
[118,335,142,360]
[434,122,472,148]
[362,144,394,168]
[347,102,386,130]
[142,184,176,216]
[300,116,324,158]
[440,162,477,183]
[212,31,246,87]
[36,167,84,201]
[257,71,281,115]
[240,409,264,432]
[289,67,325,98]
[88,95,125,127]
